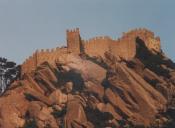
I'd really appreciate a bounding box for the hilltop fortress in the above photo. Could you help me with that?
[21,28,161,75]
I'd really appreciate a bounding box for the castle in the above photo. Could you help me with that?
[21,28,161,75]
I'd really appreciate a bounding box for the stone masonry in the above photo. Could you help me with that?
[21,28,161,75]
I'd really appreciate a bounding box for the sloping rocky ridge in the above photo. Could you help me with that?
[0,38,175,127]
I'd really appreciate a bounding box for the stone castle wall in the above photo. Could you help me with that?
[83,35,136,60]
[21,47,67,75]
[83,28,160,60]
[67,28,81,54]
[83,36,112,57]
[21,28,161,75]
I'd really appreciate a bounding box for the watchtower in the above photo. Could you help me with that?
[67,28,82,54]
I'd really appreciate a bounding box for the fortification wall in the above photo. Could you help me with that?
[21,28,160,75]
[110,37,136,60]
[83,28,159,60]
[21,47,67,75]
[83,35,136,60]
[67,28,81,54]
[83,36,113,57]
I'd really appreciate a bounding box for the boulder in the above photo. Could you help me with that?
[64,96,91,128]
[49,89,67,105]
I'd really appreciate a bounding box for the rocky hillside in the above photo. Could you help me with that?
[0,36,175,128]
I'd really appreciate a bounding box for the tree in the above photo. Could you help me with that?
[0,57,20,94]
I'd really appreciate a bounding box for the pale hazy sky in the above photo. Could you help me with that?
[0,0,175,64]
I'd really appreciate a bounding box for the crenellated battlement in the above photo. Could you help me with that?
[21,46,67,75]
[21,28,161,76]
[66,28,81,54]
[124,28,154,36]
[66,28,80,34]
[116,28,155,42]
[83,36,112,44]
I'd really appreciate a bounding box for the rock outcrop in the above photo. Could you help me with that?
[0,28,175,128]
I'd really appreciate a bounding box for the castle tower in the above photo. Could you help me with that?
[67,28,82,54]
